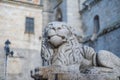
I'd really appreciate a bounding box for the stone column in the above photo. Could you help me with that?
[42,0,54,29]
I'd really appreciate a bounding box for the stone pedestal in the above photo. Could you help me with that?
[31,66,120,80]
[48,73,120,80]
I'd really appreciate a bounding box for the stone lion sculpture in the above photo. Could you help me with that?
[41,22,120,75]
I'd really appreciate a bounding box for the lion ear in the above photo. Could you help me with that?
[44,23,53,36]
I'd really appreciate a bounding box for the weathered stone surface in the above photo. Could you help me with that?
[48,73,120,80]
[42,22,120,72]
[32,66,120,80]
[0,1,42,50]
[87,27,120,57]
[80,0,120,57]
[42,0,83,37]
[0,47,5,80]
[0,1,42,80]
[7,57,22,74]
[3,0,41,5]
[37,22,120,80]
[6,48,41,80]
[81,0,120,36]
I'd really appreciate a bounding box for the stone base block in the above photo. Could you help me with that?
[48,73,120,80]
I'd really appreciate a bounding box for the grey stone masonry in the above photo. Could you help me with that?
[81,0,120,57]
[0,47,5,80]
[81,0,120,37]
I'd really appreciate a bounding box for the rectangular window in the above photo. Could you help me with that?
[25,17,34,34]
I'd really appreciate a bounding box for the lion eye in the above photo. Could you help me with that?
[51,27,55,30]
[58,27,61,30]
[48,36,50,39]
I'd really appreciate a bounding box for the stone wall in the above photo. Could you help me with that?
[87,27,120,57]
[65,0,83,36]
[81,0,120,57]
[0,1,42,80]
[52,0,83,36]
[42,0,54,28]
[6,48,41,80]
[81,0,120,36]
[0,47,5,80]
[53,0,67,22]
[42,0,85,36]
[0,1,42,50]
[13,0,41,5]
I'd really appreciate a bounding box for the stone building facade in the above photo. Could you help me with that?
[80,0,120,57]
[0,0,42,80]
[42,0,84,36]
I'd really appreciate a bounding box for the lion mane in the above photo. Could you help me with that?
[41,22,97,70]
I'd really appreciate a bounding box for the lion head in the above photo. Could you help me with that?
[43,22,84,65]
[45,22,74,48]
